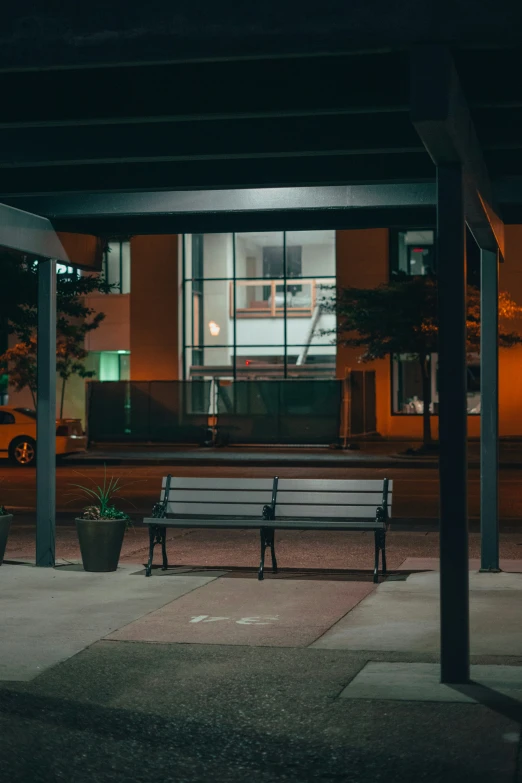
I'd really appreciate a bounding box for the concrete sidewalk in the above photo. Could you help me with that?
[1,559,522,782]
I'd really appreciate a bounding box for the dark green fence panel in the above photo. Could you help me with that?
[87,381,211,443]
[216,380,341,444]
[88,380,342,445]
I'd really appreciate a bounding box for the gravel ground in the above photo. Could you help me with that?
[5,525,522,572]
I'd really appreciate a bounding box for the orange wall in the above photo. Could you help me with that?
[130,235,179,381]
[84,294,130,352]
[335,228,490,439]
[57,232,104,271]
[499,225,522,435]
[335,229,397,437]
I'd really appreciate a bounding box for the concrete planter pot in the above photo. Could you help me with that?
[0,514,13,565]
[75,518,126,572]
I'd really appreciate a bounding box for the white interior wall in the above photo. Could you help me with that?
[201,233,233,366]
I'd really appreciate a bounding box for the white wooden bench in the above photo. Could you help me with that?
[143,476,392,582]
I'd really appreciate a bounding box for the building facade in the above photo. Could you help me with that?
[7,227,522,440]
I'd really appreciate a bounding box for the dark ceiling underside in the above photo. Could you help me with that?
[2,38,522,231]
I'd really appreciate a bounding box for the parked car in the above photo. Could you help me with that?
[0,406,87,466]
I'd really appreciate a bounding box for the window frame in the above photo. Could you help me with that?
[181,231,336,380]
[389,228,480,417]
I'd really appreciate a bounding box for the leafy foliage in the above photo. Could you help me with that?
[324,272,522,445]
[0,251,110,412]
[56,316,105,417]
[70,467,132,525]
[0,339,38,407]
[0,506,7,516]
[0,251,110,342]
[326,272,522,360]
[81,505,130,522]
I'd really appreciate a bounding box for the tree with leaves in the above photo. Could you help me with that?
[0,250,110,342]
[0,339,38,408]
[326,272,522,447]
[56,317,105,418]
[0,251,110,413]
[1,315,106,417]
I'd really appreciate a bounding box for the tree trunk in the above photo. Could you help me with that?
[420,355,432,446]
[60,376,67,419]
[30,387,37,409]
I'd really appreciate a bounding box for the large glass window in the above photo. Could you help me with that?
[87,351,130,381]
[391,230,435,276]
[390,229,479,415]
[182,231,336,379]
[102,240,131,294]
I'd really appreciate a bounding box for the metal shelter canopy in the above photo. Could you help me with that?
[0,203,68,263]
[3,184,437,235]
[0,201,66,569]
[1,44,522,208]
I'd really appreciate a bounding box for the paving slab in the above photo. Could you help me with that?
[398,557,522,572]
[107,577,375,647]
[313,570,522,655]
[340,661,522,703]
[0,563,216,681]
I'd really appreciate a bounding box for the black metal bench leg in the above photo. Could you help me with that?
[146,525,157,577]
[269,529,278,574]
[373,529,386,583]
[259,527,267,580]
[146,524,167,577]
[160,526,169,571]
[373,531,380,583]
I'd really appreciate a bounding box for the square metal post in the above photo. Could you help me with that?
[437,164,470,684]
[36,258,57,567]
[480,249,500,571]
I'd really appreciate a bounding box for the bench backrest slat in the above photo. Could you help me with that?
[159,476,391,520]
[165,502,271,517]
[161,477,274,518]
[162,477,274,491]
[165,490,277,505]
[275,505,379,519]
[276,479,393,492]
[276,491,390,506]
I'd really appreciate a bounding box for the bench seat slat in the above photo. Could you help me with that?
[143,517,385,530]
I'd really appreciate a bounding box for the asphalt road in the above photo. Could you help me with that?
[1,461,522,523]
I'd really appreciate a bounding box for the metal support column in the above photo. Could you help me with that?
[36,258,57,567]
[437,164,470,684]
[480,249,500,572]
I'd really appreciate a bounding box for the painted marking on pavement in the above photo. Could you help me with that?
[190,615,280,625]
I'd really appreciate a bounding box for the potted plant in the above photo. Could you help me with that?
[72,470,131,572]
[0,504,12,566]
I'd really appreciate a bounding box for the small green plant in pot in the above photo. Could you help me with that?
[72,469,132,572]
[0,503,13,566]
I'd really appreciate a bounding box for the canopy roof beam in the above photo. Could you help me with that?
[411,45,504,257]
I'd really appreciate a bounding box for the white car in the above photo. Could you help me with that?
[0,406,87,466]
